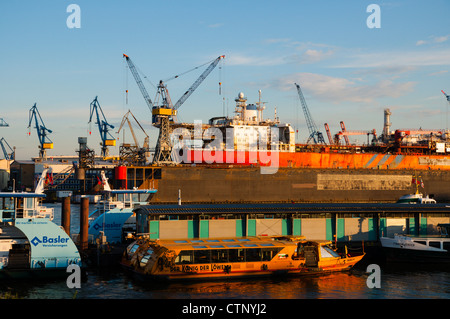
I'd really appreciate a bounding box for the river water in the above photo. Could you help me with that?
[2,204,450,301]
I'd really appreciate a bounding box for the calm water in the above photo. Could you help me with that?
[2,203,450,300]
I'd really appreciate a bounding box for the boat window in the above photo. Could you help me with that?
[228,248,245,262]
[414,241,426,246]
[191,240,204,243]
[139,249,154,268]
[211,249,228,263]
[244,244,258,247]
[206,239,220,242]
[260,243,274,247]
[226,244,241,248]
[194,249,211,264]
[222,239,235,242]
[443,242,450,252]
[128,244,140,256]
[175,250,194,264]
[245,248,261,262]
[429,241,441,249]
[193,245,208,249]
[175,240,189,243]
[261,248,282,261]
[320,246,340,258]
[209,245,224,248]
[237,239,250,242]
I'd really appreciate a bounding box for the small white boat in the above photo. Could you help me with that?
[396,174,436,204]
[0,169,82,279]
[396,192,436,204]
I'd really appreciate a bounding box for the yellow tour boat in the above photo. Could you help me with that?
[121,236,365,281]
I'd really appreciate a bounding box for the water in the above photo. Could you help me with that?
[2,204,450,300]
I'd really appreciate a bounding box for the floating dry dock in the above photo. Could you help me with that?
[134,203,450,243]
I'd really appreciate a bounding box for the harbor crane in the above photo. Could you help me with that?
[117,109,150,165]
[295,83,326,144]
[27,103,53,159]
[123,53,225,164]
[0,118,8,127]
[88,96,116,157]
[0,137,14,160]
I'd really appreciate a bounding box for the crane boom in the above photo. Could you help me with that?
[173,55,225,110]
[295,83,326,144]
[123,54,153,111]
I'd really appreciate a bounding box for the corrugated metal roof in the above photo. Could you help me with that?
[135,203,450,215]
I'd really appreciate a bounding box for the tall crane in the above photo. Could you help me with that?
[295,83,326,144]
[88,96,116,157]
[0,118,8,127]
[27,103,53,159]
[124,53,225,164]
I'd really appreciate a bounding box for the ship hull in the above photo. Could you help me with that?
[151,165,450,203]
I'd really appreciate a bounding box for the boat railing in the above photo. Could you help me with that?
[22,207,54,220]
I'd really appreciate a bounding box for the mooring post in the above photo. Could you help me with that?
[80,197,89,251]
[61,196,71,236]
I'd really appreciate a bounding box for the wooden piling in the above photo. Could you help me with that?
[80,197,89,251]
[61,196,71,235]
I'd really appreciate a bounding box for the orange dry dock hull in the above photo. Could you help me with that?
[186,150,450,171]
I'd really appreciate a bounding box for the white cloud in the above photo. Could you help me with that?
[274,73,415,104]
[415,34,449,46]
[334,48,450,68]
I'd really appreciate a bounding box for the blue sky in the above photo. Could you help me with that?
[1,1,449,159]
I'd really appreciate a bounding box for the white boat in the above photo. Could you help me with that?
[380,224,450,263]
[86,171,157,244]
[396,174,436,204]
[396,192,436,204]
[0,169,82,278]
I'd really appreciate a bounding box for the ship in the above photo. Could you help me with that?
[146,90,450,204]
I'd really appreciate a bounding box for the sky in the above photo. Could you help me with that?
[0,1,449,160]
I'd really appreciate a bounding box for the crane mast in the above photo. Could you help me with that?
[28,103,53,159]
[295,83,326,144]
[88,96,116,157]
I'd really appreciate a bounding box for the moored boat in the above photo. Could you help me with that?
[121,236,365,281]
[381,224,450,264]
[0,169,82,279]
[87,171,157,244]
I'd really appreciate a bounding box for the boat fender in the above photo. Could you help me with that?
[158,257,164,271]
